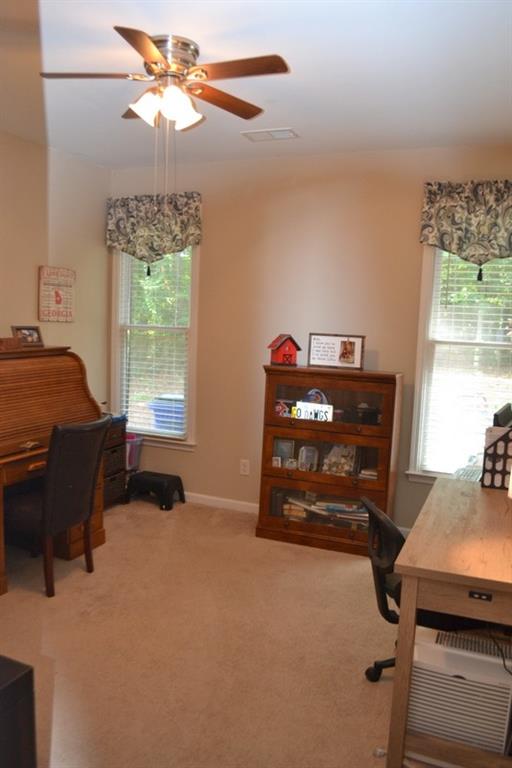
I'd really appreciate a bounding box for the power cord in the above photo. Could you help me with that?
[486,627,512,677]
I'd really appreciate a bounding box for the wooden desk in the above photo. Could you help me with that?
[0,347,106,595]
[387,478,512,768]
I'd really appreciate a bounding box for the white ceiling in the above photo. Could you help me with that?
[3,0,512,168]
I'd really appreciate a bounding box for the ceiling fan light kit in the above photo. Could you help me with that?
[160,85,202,130]
[129,88,161,126]
[40,25,289,132]
[129,83,203,130]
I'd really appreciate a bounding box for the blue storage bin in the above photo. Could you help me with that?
[149,394,185,433]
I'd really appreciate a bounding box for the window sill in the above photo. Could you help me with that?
[405,469,451,485]
[130,433,197,452]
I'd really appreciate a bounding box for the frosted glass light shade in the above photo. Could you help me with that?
[129,90,161,126]
[160,85,202,130]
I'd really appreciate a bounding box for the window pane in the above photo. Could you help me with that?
[418,250,512,475]
[121,328,188,436]
[128,250,191,328]
[431,255,512,343]
[419,343,512,474]
[117,248,193,438]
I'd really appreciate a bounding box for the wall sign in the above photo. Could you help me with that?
[39,266,75,323]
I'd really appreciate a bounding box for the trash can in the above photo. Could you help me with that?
[148,394,185,433]
[126,433,143,472]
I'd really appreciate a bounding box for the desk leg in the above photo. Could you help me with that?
[386,575,418,768]
[0,485,7,595]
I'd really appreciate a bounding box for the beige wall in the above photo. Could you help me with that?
[46,148,111,401]
[111,143,512,527]
[3,130,510,528]
[0,130,48,328]
[0,129,111,406]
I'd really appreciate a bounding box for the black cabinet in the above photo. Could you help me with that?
[0,655,36,768]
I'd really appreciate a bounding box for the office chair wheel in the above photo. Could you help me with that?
[365,664,382,682]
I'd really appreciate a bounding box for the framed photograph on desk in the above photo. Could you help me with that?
[11,326,44,348]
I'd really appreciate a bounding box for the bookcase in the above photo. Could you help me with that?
[256,365,403,555]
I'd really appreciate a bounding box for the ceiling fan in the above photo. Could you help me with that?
[40,26,289,130]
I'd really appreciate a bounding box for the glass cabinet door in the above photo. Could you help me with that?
[259,477,388,549]
[263,426,389,490]
[265,372,394,436]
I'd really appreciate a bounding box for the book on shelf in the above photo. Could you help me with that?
[358,468,378,480]
[314,501,366,514]
[282,502,307,519]
[285,497,368,522]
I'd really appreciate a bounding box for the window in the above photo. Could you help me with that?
[410,248,512,476]
[112,247,197,441]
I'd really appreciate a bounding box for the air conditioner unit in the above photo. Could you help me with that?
[407,628,512,760]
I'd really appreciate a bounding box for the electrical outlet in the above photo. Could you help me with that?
[240,459,250,476]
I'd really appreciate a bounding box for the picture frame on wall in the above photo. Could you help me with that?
[308,333,365,370]
[11,325,44,348]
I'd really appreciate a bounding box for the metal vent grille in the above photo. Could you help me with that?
[436,632,512,660]
[241,128,299,142]
[408,666,512,753]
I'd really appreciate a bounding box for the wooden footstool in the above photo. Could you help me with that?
[126,471,185,510]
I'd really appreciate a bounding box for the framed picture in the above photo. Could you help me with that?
[274,438,295,462]
[11,325,44,348]
[308,333,365,370]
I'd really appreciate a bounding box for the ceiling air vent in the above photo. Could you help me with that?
[241,128,299,142]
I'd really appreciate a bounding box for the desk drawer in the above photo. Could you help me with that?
[68,511,102,544]
[104,471,126,508]
[417,578,512,625]
[2,458,47,485]
[104,423,126,450]
[104,445,125,477]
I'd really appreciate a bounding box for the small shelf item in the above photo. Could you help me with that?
[481,426,512,490]
[298,445,319,472]
[267,334,301,366]
[257,365,403,555]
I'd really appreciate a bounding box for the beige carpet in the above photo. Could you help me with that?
[0,502,397,768]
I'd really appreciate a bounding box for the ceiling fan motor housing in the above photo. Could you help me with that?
[145,35,201,78]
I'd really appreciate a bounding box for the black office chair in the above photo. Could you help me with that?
[4,414,111,597]
[361,496,490,682]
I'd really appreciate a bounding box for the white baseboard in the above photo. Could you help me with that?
[185,492,258,515]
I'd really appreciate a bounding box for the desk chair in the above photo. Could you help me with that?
[361,496,489,682]
[4,414,111,597]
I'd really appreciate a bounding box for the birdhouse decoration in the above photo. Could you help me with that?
[268,334,301,366]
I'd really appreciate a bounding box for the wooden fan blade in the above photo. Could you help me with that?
[122,108,139,119]
[187,55,288,82]
[114,26,170,68]
[187,83,262,119]
[41,72,138,79]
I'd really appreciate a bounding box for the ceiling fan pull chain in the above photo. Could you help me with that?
[173,128,177,195]
[164,117,171,200]
[153,122,159,202]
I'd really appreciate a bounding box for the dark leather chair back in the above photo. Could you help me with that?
[43,414,111,536]
[361,496,405,626]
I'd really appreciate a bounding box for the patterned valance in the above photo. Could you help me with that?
[420,181,512,271]
[106,192,202,268]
